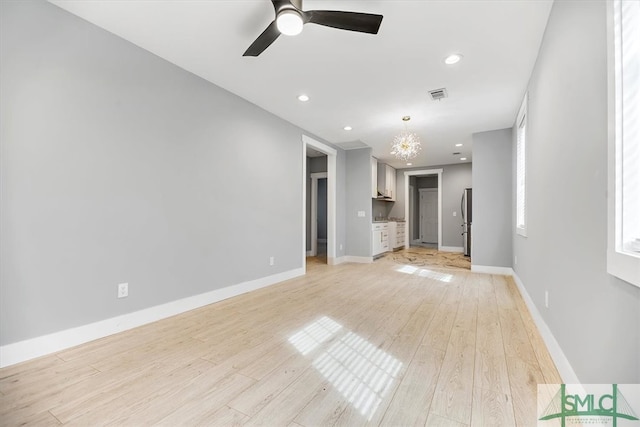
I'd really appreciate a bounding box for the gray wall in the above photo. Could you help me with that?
[372,199,392,220]
[472,129,512,267]
[391,163,472,248]
[0,1,346,345]
[416,176,438,189]
[345,148,373,257]
[336,152,347,259]
[514,0,639,382]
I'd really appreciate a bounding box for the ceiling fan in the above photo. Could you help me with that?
[244,0,383,57]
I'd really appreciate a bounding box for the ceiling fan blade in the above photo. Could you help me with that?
[243,21,281,57]
[304,10,383,34]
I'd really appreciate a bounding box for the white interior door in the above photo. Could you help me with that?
[419,189,438,244]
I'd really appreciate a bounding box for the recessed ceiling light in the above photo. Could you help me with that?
[444,54,463,65]
[343,126,352,131]
[406,163,413,166]
[455,143,463,147]
[460,157,467,161]
[297,94,309,102]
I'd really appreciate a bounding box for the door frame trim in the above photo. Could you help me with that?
[302,135,337,268]
[404,169,443,250]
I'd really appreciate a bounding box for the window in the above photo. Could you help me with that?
[608,0,640,287]
[516,93,528,236]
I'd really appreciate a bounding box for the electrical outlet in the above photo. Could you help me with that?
[339,244,343,251]
[269,256,275,266]
[544,290,549,308]
[117,283,128,299]
[357,211,365,217]
[453,211,457,217]
[515,255,518,265]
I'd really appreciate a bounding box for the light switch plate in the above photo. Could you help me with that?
[357,211,365,217]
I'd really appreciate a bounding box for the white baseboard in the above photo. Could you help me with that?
[440,246,464,253]
[0,267,305,368]
[333,256,373,264]
[471,265,515,276]
[511,272,580,384]
[349,256,374,264]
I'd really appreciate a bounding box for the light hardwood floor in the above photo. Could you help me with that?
[0,254,561,426]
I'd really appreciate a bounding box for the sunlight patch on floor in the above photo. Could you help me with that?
[394,264,454,282]
[288,316,342,355]
[289,317,403,421]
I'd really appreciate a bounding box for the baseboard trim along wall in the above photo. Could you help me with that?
[440,246,464,253]
[330,256,373,265]
[471,265,514,275]
[470,264,579,384]
[0,267,305,368]
[511,272,580,385]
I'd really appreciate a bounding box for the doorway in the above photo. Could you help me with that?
[409,184,414,244]
[403,169,443,250]
[310,172,327,257]
[302,135,337,269]
[419,188,438,245]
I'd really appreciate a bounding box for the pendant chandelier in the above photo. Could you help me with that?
[391,116,421,161]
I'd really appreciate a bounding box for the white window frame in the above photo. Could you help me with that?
[607,0,640,288]
[516,93,528,237]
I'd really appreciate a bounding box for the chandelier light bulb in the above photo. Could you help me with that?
[391,130,422,161]
[391,116,422,161]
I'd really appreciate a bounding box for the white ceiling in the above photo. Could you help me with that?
[49,0,552,169]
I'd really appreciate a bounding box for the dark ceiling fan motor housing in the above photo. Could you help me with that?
[243,0,383,57]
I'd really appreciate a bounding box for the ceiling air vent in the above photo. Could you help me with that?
[429,88,448,101]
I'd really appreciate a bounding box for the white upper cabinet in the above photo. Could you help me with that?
[377,163,396,201]
[371,157,378,198]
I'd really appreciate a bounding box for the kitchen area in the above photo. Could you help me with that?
[372,220,406,257]
[371,158,406,257]
[369,156,472,260]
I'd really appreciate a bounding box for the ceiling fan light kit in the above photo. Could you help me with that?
[276,10,303,36]
[243,0,383,57]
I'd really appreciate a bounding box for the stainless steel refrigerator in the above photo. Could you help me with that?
[461,188,472,257]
